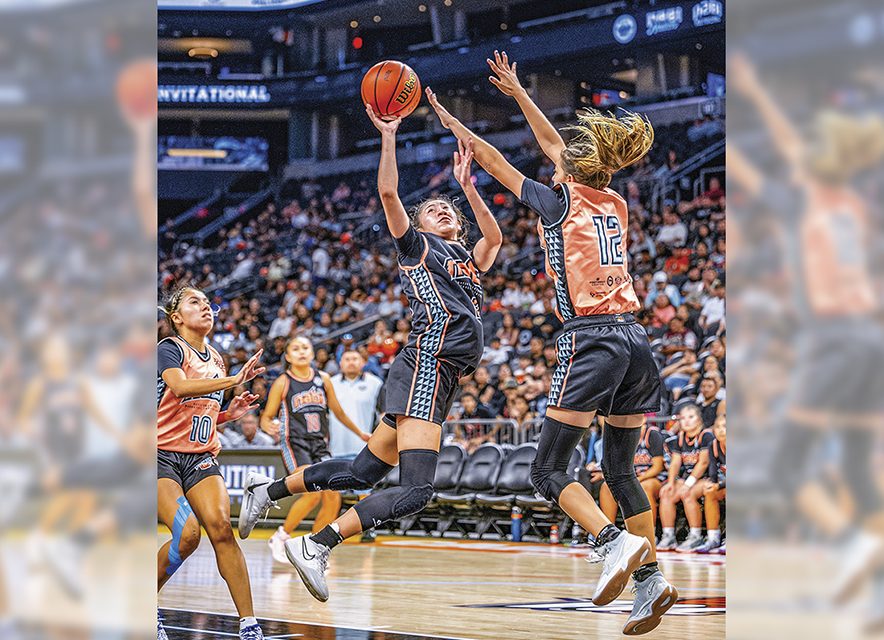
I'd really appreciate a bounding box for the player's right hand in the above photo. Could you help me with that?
[235,349,266,385]
[487,50,523,97]
[365,103,402,135]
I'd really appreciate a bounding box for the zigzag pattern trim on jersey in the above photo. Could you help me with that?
[542,225,576,321]
[405,264,449,421]
[548,331,576,406]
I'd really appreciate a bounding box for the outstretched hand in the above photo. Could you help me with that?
[487,50,523,97]
[425,87,456,130]
[365,103,402,135]
[234,349,266,385]
[452,137,475,188]
[226,391,261,421]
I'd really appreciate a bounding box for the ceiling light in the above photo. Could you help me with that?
[418,4,427,11]
[373,15,381,23]
[188,47,218,58]
[350,20,358,28]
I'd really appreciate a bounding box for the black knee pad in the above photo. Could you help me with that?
[391,484,435,519]
[775,423,820,498]
[303,448,393,492]
[842,429,882,513]
[602,424,650,519]
[353,449,438,531]
[530,417,585,503]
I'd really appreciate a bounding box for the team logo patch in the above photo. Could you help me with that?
[613,14,637,44]
[195,457,217,471]
[461,596,724,615]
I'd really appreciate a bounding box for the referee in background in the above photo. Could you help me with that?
[328,349,384,540]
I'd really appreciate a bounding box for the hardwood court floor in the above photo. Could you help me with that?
[159,530,725,639]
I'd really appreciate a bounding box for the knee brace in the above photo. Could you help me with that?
[167,496,194,577]
[530,417,585,503]
[775,422,820,498]
[354,449,437,531]
[602,424,650,519]
[303,447,393,492]
[842,429,882,513]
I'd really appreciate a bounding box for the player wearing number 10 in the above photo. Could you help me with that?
[426,51,677,636]
[156,286,267,640]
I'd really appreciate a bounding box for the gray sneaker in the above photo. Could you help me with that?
[239,623,264,640]
[285,534,331,602]
[676,534,705,553]
[238,471,276,539]
[589,531,651,606]
[157,610,168,640]
[623,570,679,636]
[656,532,677,551]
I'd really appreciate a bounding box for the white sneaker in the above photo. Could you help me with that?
[656,532,677,551]
[588,531,651,606]
[239,472,276,539]
[832,531,884,604]
[623,570,679,635]
[239,623,264,639]
[268,526,291,564]
[676,533,705,553]
[285,534,331,602]
[43,535,84,599]
[157,610,168,640]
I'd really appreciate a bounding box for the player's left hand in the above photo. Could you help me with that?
[227,391,260,421]
[360,431,371,443]
[426,87,456,129]
[453,137,475,188]
[487,50,523,97]
[677,483,691,499]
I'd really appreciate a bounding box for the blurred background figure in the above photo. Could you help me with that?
[729,0,884,636]
[0,0,156,636]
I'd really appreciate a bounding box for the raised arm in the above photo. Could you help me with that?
[452,137,502,272]
[365,105,410,239]
[730,53,804,171]
[727,142,763,198]
[426,87,526,198]
[487,50,565,164]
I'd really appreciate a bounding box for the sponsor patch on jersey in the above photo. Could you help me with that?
[313,376,322,386]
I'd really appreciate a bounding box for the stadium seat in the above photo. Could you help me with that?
[515,445,585,540]
[435,443,505,536]
[473,443,537,538]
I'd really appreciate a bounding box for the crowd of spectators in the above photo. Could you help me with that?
[158,118,726,449]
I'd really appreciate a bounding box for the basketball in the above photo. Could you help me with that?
[361,60,421,121]
[116,59,158,119]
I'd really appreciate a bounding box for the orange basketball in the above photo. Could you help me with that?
[361,60,421,121]
[116,59,158,119]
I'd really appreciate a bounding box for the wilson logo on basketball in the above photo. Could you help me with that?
[395,73,417,104]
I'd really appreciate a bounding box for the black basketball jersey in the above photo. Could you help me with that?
[667,429,714,478]
[279,369,329,441]
[395,227,484,374]
[699,398,721,428]
[43,378,85,460]
[708,438,726,485]
[633,426,664,475]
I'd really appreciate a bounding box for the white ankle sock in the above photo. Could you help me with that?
[708,529,721,542]
[689,527,702,538]
[663,527,675,537]
[240,617,258,630]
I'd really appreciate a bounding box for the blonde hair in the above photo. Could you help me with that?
[806,110,884,185]
[560,109,655,189]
